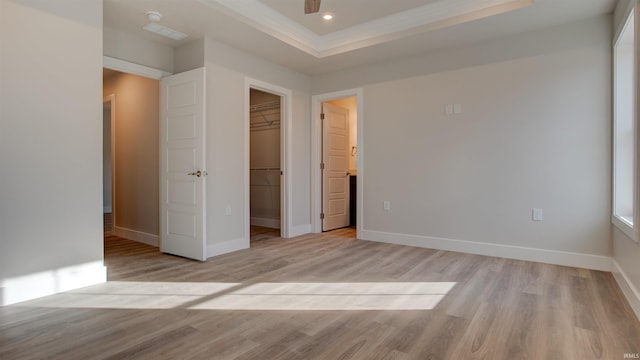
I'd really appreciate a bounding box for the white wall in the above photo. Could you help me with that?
[104,26,174,74]
[312,18,612,95]
[201,38,312,255]
[0,0,105,305]
[174,38,204,74]
[612,0,640,319]
[313,16,612,269]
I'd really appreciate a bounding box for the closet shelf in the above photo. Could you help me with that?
[250,167,281,171]
[251,121,281,129]
[250,101,281,130]
[250,101,280,112]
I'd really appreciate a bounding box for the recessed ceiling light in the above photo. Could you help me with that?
[322,13,334,20]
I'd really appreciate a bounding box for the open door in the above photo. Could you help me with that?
[322,102,350,231]
[160,68,207,261]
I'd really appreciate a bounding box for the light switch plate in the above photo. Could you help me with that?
[445,104,453,116]
[532,208,543,221]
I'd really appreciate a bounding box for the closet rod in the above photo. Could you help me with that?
[250,121,281,129]
[250,101,280,112]
[250,167,281,171]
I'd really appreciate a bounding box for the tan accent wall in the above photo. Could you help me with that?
[103,72,160,236]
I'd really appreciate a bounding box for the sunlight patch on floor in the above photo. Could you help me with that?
[15,281,457,311]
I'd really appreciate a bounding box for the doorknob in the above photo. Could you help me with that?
[187,170,207,177]
[346,171,351,176]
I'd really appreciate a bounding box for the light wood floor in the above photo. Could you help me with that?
[1,228,639,359]
[103,212,113,237]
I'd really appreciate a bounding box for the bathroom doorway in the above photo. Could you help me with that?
[322,97,358,232]
[311,89,363,238]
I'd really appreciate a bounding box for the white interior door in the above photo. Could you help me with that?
[322,102,350,231]
[160,67,207,261]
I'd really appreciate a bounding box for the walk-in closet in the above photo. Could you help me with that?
[249,89,281,233]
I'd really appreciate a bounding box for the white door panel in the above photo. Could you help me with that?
[160,68,207,261]
[168,115,197,140]
[322,102,350,231]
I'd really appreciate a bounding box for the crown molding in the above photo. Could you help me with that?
[199,0,533,58]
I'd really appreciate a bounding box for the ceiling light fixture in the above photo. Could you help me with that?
[322,13,334,20]
[143,11,188,41]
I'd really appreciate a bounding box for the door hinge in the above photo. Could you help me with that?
[320,213,325,219]
[321,113,325,120]
[320,163,325,170]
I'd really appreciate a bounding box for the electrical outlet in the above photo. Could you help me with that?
[383,201,391,211]
[225,204,232,216]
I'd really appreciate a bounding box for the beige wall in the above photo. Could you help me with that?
[103,72,160,236]
[122,35,312,253]
[612,0,640,313]
[174,38,205,74]
[194,37,312,253]
[104,26,174,74]
[0,0,104,304]
[314,16,612,260]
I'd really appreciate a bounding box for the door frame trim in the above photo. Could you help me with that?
[244,78,293,239]
[102,57,170,248]
[103,56,171,80]
[103,94,116,232]
[311,88,363,237]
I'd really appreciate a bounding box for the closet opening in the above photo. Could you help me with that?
[249,88,282,241]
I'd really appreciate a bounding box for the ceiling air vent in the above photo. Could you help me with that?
[142,11,188,41]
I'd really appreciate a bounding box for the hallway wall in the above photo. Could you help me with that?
[103,71,160,240]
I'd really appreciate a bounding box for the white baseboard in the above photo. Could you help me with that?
[103,206,112,213]
[289,224,311,238]
[612,260,640,322]
[250,217,280,229]
[207,237,249,258]
[361,229,612,272]
[1,261,106,306]
[113,226,159,247]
